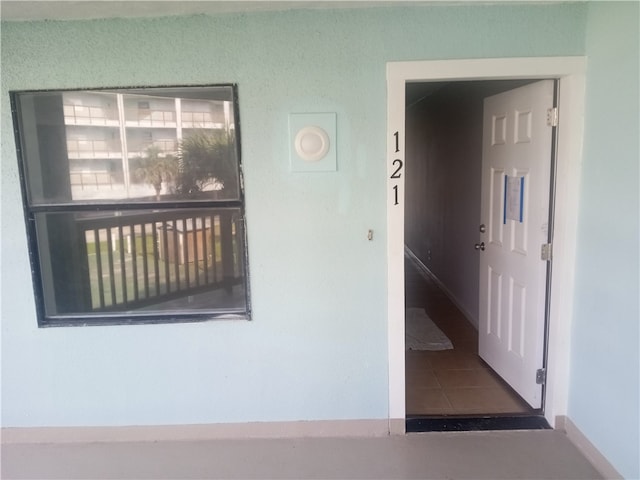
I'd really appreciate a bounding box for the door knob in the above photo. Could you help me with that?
[474,242,485,251]
[479,224,486,233]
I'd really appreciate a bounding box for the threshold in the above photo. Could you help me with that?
[406,415,551,432]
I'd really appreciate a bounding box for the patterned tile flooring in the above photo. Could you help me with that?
[405,258,534,416]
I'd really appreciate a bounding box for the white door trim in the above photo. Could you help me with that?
[386,57,586,431]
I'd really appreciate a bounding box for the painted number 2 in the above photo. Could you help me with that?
[390,159,403,179]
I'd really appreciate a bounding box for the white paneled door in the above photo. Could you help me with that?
[478,80,556,409]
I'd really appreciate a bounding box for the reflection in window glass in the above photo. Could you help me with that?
[34,208,247,317]
[16,86,239,205]
[12,85,249,326]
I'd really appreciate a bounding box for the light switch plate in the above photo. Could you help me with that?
[289,112,336,172]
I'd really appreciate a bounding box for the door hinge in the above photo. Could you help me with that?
[541,243,553,261]
[536,368,547,385]
[546,107,558,127]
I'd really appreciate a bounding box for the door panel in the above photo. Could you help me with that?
[489,167,506,246]
[479,80,555,409]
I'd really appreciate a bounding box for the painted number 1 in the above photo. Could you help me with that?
[391,131,403,206]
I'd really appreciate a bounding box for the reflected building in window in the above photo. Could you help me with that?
[62,90,234,201]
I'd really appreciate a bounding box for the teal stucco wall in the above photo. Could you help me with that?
[4,4,637,477]
[569,3,640,479]
[1,5,586,428]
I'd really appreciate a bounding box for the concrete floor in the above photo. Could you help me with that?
[2,430,603,479]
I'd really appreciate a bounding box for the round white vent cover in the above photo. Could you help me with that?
[294,126,330,162]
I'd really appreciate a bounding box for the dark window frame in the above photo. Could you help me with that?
[10,84,251,327]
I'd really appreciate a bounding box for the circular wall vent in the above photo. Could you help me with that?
[294,126,330,162]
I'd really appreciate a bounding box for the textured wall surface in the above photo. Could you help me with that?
[2,4,587,428]
[569,3,640,479]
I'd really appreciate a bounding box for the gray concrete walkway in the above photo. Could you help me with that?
[2,430,603,479]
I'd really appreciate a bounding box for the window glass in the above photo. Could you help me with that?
[15,86,239,205]
[12,85,248,326]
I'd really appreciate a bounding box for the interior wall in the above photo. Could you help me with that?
[569,3,639,479]
[404,81,532,327]
[1,5,587,428]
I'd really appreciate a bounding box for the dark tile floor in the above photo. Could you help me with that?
[405,258,534,416]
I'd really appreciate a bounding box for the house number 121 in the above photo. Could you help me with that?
[391,131,403,205]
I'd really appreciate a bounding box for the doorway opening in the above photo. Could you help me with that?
[386,57,587,435]
[403,79,550,430]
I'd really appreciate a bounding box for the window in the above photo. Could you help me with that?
[11,85,249,326]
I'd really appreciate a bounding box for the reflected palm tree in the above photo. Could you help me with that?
[176,131,237,198]
[131,145,178,201]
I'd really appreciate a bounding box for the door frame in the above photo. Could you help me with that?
[386,57,586,434]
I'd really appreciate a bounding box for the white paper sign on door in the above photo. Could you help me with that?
[504,175,524,223]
